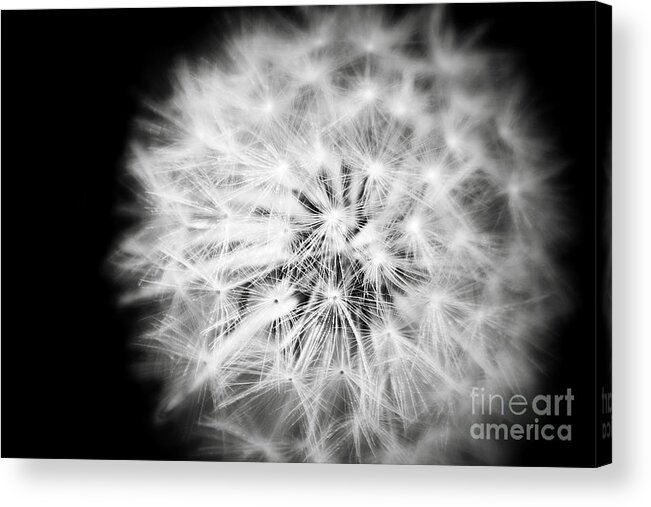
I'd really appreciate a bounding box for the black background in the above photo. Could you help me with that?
[1,3,603,465]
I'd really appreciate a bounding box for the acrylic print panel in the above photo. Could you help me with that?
[0,3,611,466]
[115,5,572,465]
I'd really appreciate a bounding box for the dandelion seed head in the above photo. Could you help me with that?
[115,5,567,464]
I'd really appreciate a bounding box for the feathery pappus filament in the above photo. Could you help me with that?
[114,5,567,463]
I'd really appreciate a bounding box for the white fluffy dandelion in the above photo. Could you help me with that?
[115,6,566,463]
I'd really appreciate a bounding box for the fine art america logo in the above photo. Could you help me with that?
[470,387,574,442]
